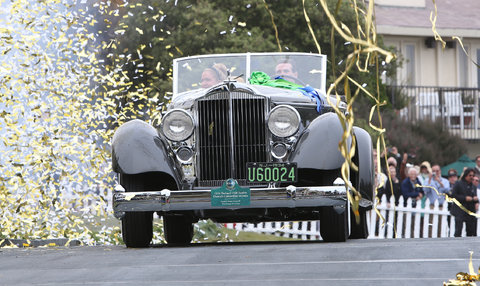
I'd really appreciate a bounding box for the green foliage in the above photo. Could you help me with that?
[193,219,231,243]
[106,0,395,101]
[352,91,467,166]
[381,111,467,166]
[191,220,299,243]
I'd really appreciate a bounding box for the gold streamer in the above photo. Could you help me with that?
[262,0,282,52]
[430,0,446,49]
[302,0,321,54]
[419,184,480,218]
[444,252,480,285]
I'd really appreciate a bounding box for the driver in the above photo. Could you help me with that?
[275,59,298,80]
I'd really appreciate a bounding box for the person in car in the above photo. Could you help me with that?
[200,63,228,88]
[275,59,298,81]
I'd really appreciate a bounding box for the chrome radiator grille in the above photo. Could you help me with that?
[196,91,268,186]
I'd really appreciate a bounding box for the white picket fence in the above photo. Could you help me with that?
[370,195,454,239]
[226,221,321,240]
[70,187,480,239]
[225,195,480,239]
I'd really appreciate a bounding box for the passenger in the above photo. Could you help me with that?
[200,63,228,88]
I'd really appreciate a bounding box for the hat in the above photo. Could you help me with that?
[448,170,458,177]
[420,161,432,173]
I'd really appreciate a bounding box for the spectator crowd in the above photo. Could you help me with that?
[375,147,480,237]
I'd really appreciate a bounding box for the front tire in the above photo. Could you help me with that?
[122,212,153,248]
[163,215,194,245]
[349,207,369,239]
[320,205,349,242]
[120,174,153,248]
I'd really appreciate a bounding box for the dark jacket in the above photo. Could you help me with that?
[401,177,424,207]
[381,178,401,205]
[401,177,423,199]
[450,180,476,218]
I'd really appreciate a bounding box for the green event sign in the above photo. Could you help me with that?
[211,179,250,207]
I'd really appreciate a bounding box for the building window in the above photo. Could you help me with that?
[459,46,469,87]
[405,44,416,85]
[381,46,398,85]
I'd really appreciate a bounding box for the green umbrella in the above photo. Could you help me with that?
[441,154,476,177]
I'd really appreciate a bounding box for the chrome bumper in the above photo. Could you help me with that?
[112,182,351,219]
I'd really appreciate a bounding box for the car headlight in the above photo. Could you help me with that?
[267,105,300,138]
[161,109,194,141]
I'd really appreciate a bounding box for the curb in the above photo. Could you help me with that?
[0,238,81,248]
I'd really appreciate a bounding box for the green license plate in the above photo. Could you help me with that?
[246,162,297,183]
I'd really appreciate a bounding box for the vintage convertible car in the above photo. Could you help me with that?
[111,52,374,247]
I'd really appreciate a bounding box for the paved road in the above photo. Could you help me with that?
[1,237,479,286]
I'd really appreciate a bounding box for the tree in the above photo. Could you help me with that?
[383,112,467,166]
[104,0,391,107]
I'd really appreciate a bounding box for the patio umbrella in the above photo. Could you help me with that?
[441,154,476,177]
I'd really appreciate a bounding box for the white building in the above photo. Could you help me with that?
[375,0,480,153]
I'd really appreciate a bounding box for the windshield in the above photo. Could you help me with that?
[173,52,326,96]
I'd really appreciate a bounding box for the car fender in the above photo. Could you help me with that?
[352,126,374,201]
[290,112,351,170]
[112,119,178,179]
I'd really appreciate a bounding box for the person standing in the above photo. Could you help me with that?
[398,153,408,181]
[444,169,458,228]
[373,149,388,200]
[384,165,402,206]
[473,175,480,213]
[418,162,431,210]
[387,146,402,173]
[401,167,424,207]
[450,168,479,237]
[446,169,458,195]
[418,161,432,187]
[426,164,450,209]
[474,155,480,177]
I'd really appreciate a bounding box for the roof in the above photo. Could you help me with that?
[375,0,480,37]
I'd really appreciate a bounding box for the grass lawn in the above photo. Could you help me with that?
[83,213,301,244]
[219,227,300,242]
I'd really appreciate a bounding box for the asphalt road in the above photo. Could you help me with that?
[1,237,479,286]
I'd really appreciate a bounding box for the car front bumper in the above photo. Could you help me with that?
[112,179,357,219]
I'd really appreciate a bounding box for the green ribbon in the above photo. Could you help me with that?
[249,71,303,90]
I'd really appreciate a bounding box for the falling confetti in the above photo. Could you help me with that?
[0,0,164,246]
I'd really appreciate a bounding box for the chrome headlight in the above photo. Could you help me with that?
[267,105,300,137]
[161,109,194,141]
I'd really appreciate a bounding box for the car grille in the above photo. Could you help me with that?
[196,90,269,186]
